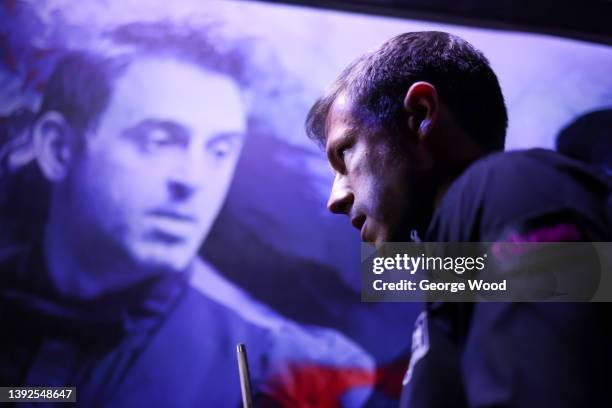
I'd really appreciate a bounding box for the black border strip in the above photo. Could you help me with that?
[245,0,612,46]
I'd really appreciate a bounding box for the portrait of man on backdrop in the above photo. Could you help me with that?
[0,20,375,407]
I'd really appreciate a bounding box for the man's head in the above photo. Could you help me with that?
[32,24,250,275]
[305,31,507,244]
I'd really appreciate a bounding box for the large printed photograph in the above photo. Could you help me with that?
[1,0,611,406]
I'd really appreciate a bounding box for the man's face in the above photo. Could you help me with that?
[63,57,246,272]
[325,93,425,245]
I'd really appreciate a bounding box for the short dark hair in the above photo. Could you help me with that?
[37,20,254,137]
[305,31,508,152]
[556,109,612,171]
[37,52,120,136]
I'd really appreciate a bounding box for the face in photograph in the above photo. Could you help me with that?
[63,57,246,272]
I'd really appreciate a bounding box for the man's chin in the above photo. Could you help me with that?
[365,230,387,249]
[144,259,186,273]
[129,246,195,274]
[126,233,202,270]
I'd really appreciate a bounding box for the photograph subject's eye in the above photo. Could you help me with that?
[208,138,232,158]
[144,128,174,150]
[124,121,189,153]
[206,134,241,160]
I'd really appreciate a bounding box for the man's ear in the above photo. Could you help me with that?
[33,111,76,182]
[402,81,439,141]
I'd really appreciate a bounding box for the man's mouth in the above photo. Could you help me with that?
[148,209,197,223]
[360,223,369,242]
[351,214,368,242]
[145,228,186,244]
[145,209,199,242]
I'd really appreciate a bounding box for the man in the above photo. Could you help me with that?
[306,31,611,407]
[0,23,374,406]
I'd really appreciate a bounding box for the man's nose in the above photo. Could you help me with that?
[167,155,204,201]
[167,178,197,201]
[327,174,354,215]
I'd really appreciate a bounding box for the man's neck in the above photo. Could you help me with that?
[43,214,140,300]
[433,155,485,210]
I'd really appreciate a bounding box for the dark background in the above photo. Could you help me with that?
[255,0,612,44]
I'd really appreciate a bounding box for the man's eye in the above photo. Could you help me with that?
[123,121,189,153]
[141,129,189,153]
[207,138,235,159]
[338,145,352,162]
[146,129,173,147]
